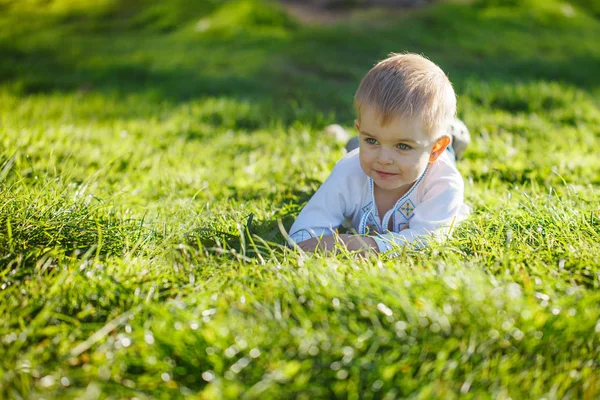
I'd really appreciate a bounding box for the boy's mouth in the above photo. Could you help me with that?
[375,170,398,178]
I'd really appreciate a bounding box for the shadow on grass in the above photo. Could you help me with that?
[1,2,599,127]
[184,187,318,258]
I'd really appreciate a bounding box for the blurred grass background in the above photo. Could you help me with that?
[0,0,599,398]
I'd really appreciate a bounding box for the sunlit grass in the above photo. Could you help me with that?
[0,0,599,398]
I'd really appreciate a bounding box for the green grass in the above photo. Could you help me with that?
[1,0,599,398]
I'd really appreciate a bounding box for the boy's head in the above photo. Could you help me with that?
[353,53,457,196]
[354,53,456,138]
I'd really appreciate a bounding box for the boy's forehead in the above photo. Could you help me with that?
[358,107,432,143]
[359,105,418,126]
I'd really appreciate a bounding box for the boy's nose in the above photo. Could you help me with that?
[377,148,394,164]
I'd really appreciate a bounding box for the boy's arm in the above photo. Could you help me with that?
[289,161,351,247]
[294,184,465,254]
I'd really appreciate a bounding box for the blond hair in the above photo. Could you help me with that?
[354,53,456,137]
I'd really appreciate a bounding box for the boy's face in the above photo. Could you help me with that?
[356,105,450,197]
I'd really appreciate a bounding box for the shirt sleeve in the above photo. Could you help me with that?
[371,172,466,253]
[288,161,350,245]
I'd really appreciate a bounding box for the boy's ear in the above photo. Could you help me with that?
[429,135,451,163]
[354,119,360,132]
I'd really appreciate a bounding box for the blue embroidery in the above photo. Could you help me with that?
[364,166,428,235]
[384,166,429,231]
[360,207,382,235]
[398,164,429,201]
[367,213,379,231]
[397,222,408,231]
[359,209,371,234]
[368,165,428,218]
[398,199,416,220]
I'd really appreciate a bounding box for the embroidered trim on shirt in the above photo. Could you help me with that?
[398,199,416,220]
[359,208,372,234]
[396,222,409,231]
[388,165,430,231]
[368,178,379,218]
[395,164,429,205]
[362,165,429,236]
[359,179,377,235]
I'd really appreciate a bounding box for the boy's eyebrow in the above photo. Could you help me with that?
[360,130,419,144]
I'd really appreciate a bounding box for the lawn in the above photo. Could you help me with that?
[0,0,599,398]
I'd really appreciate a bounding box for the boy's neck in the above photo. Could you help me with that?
[373,182,412,224]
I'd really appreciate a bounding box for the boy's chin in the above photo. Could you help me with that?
[373,179,411,193]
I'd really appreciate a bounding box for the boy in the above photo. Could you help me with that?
[288,53,469,254]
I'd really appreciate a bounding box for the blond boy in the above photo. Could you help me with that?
[289,53,469,254]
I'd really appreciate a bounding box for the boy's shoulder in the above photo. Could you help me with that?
[422,151,465,193]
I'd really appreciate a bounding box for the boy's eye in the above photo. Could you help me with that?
[396,143,412,150]
[365,138,378,145]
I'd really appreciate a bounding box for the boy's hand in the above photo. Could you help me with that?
[343,235,379,254]
[296,236,338,252]
[296,234,379,255]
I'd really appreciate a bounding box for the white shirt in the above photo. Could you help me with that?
[289,149,469,252]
